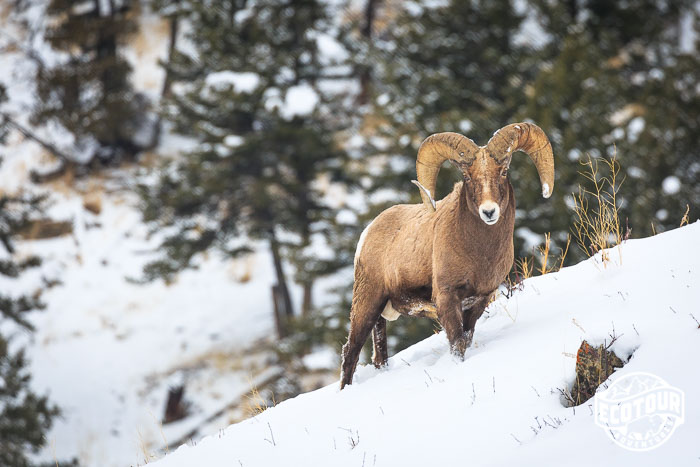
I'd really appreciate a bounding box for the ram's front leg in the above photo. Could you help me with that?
[461,293,492,349]
[435,286,468,358]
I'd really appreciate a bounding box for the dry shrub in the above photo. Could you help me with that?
[244,379,274,417]
[515,256,534,280]
[536,232,571,275]
[680,204,690,227]
[510,233,570,292]
[571,153,624,266]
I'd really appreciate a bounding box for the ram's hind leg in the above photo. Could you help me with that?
[340,284,386,389]
[372,316,388,368]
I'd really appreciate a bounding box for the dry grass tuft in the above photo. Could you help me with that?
[137,428,157,464]
[245,378,274,417]
[149,410,169,456]
[536,232,571,275]
[680,204,690,227]
[571,153,624,266]
[510,232,570,293]
[516,256,534,280]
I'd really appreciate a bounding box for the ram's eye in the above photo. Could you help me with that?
[464,175,472,183]
[500,168,508,178]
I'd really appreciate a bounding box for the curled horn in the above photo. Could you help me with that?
[412,132,478,212]
[486,123,555,198]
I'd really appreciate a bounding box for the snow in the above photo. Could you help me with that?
[515,226,542,250]
[153,222,700,467]
[122,10,170,101]
[512,0,551,49]
[628,166,645,179]
[459,119,473,133]
[567,148,582,161]
[316,33,349,64]
[17,193,279,466]
[302,348,338,371]
[205,71,261,94]
[376,93,390,106]
[223,135,244,147]
[0,131,287,466]
[627,117,645,143]
[662,176,681,195]
[679,8,698,54]
[0,4,345,466]
[280,84,319,119]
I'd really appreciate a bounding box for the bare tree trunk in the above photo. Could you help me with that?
[147,8,181,150]
[1,114,71,163]
[271,284,287,338]
[161,11,179,101]
[301,281,313,316]
[269,233,294,337]
[0,113,80,183]
[357,0,382,105]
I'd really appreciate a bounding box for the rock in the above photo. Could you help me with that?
[83,192,102,215]
[163,385,188,424]
[570,340,625,405]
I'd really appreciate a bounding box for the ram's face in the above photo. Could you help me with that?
[461,153,511,225]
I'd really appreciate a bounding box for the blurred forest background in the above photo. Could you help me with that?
[0,0,698,465]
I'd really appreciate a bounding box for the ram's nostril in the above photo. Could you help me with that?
[482,208,496,219]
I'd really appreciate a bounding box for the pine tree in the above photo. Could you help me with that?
[359,0,529,192]
[32,0,154,179]
[0,337,61,467]
[0,85,76,466]
[0,137,56,467]
[524,0,699,259]
[141,0,352,333]
[354,0,698,267]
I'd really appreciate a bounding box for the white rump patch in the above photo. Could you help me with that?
[354,220,374,268]
[381,300,401,321]
[542,183,551,198]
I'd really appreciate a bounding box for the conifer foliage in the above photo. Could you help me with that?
[142,0,352,333]
[33,0,154,176]
[0,111,61,465]
[524,0,699,252]
[360,0,698,262]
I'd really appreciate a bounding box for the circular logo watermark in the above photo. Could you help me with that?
[594,372,685,451]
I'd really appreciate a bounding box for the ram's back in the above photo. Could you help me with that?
[353,181,466,293]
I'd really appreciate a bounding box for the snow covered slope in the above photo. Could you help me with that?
[6,176,282,466]
[0,139,286,465]
[154,222,700,467]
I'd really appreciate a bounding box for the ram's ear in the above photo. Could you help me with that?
[448,159,461,170]
[411,180,436,211]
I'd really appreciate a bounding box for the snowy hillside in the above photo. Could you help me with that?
[0,6,314,465]
[0,154,280,465]
[153,223,700,467]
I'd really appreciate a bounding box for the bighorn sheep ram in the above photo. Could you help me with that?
[340,122,554,389]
